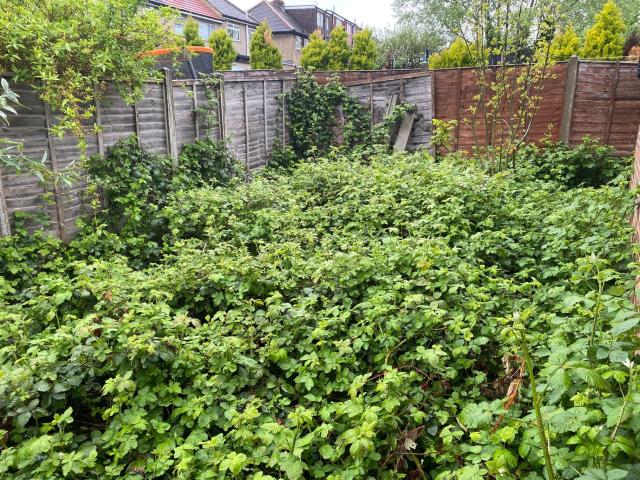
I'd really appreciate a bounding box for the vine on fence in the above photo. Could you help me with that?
[271,70,419,166]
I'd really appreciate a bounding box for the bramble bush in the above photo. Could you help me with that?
[0,147,639,479]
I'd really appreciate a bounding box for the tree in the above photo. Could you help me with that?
[392,0,638,42]
[376,25,441,68]
[428,37,475,69]
[326,25,350,70]
[209,29,237,70]
[183,16,204,46]
[250,21,282,69]
[0,0,179,148]
[349,28,377,70]
[301,30,328,70]
[581,0,626,59]
[548,24,581,61]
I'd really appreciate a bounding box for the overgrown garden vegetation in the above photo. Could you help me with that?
[1,0,640,478]
[0,129,638,478]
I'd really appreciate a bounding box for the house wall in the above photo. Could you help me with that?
[272,33,301,67]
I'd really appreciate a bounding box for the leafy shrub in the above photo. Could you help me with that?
[519,136,629,188]
[431,118,458,155]
[178,138,242,186]
[1,152,638,479]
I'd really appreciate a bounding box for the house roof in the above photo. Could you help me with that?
[248,1,307,36]
[154,0,223,20]
[206,0,259,25]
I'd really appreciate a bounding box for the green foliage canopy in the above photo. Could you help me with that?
[582,0,627,59]
[300,30,329,70]
[0,0,180,148]
[250,22,282,70]
[376,25,439,68]
[349,28,377,70]
[209,29,237,71]
[183,16,204,46]
[326,25,350,70]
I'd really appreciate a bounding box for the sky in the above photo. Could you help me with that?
[234,0,397,30]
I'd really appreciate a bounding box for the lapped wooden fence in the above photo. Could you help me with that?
[0,70,433,239]
[431,58,640,156]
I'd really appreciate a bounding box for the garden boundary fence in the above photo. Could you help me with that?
[0,69,433,240]
[432,57,640,156]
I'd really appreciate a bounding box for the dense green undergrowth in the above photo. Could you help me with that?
[0,145,639,479]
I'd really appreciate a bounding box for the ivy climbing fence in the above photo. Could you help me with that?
[0,69,433,240]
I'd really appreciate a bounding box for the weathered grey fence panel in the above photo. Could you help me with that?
[0,70,433,239]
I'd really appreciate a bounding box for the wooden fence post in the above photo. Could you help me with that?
[281,79,286,145]
[263,80,268,155]
[603,61,620,146]
[95,98,105,156]
[243,84,249,168]
[560,55,579,145]
[44,104,67,242]
[219,76,226,140]
[0,168,10,237]
[192,83,200,139]
[133,102,142,146]
[162,68,179,167]
[454,69,462,150]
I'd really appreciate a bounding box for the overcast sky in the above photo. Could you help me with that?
[235,0,397,30]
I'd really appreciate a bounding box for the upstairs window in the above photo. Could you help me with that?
[295,35,303,50]
[228,23,241,42]
[174,21,185,35]
[248,27,256,40]
[316,11,324,28]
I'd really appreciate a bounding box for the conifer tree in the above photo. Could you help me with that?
[209,29,237,70]
[581,0,626,59]
[549,24,581,61]
[428,37,474,69]
[326,25,350,70]
[183,17,204,47]
[250,21,282,69]
[349,28,377,70]
[301,30,328,70]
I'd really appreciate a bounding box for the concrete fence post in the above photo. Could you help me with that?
[560,55,579,145]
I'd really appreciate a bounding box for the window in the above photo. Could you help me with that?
[174,21,185,35]
[248,27,256,40]
[198,22,215,43]
[316,11,324,28]
[295,36,303,51]
[227,23,241,42]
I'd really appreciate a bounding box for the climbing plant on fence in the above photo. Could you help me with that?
[283,70,371,158]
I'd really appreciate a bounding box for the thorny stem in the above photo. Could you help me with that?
[520,331,555,480]
[603,363,637,470]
